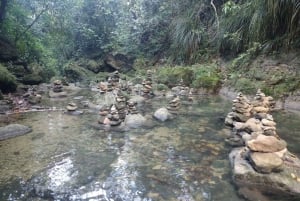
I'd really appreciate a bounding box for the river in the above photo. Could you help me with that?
[0,89,299,201]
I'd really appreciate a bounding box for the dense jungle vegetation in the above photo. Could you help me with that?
[0,0,299,97]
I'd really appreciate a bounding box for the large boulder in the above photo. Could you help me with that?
[124,114,146,128]
[230,148,300,199]
[249,152,284,173]
[104,54,133,72]
[0,124,32,140]
[153,107,172,122]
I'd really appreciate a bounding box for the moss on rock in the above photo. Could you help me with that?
[0,64,17,93]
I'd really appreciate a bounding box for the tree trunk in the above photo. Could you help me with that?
[0,0,8,23]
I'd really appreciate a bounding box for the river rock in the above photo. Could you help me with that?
[261,118,276,127]
[153,107,172,122]
[249,152,284,173]
[244,118,263,133]
[230,148,300,199]
[0,124,32,140]
[246,135,287,153]
[124,113,146,128]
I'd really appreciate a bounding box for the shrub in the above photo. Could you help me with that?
[0,64,17,93]
[234,77,257,94]
[191,64,221,91]
[156,66,194,87]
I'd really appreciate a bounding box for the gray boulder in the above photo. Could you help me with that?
[0,124,32,140]
[153,107,172,122]
[124,114,147,128]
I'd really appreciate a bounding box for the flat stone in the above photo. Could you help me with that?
[247,135,287,153]
[124,114,146,128]
[261,119,276,127]
[244,118,263,133]
[249,152,283,173]
[0,124,32,140]
[252,106,269,113]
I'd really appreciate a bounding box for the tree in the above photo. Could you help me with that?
[0,0,8,23]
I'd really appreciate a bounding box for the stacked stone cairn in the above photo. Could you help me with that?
[225,90,291,174]
[142,70,153,97]
[111,70,120,87]
[66,102,78,111]
[52,80,63,93]
[106,78,114,92]
[98,82,107,94]
[115,90,127,121]
[251,89,276,114]
[23,87,42,105]
[127,101,138,114]
[178,79,189,96]
[107,104,122,126]
[167,95,181,114]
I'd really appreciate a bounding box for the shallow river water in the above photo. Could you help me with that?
[0,90,300,201]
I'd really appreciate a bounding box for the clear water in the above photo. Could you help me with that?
[0,91,299,201]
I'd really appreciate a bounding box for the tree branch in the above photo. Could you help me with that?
[15,5,49,42]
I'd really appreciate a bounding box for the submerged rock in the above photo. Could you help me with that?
[153,107,172,122]
[0,124,32,140]
[124,113,146,128]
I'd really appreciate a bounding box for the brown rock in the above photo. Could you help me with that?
[244,118,263,133]
[252,106,269,113]
[261,119,276,127]
[247,135,287,153]
[249,152,283,173]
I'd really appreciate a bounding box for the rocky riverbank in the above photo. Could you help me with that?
[224,90,300,200]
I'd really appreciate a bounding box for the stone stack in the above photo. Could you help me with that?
[99,105,110,116]
[115,91,127,121]
[225,91,300,199]
[107,104,121,126]
[111,71,120,87]
[225,92,252,126]
[178,79,189,96]
[141,70,153,97]
[66,102,78,111]
[127,101,138,114]
[251,89,276,114]
[246,134,287,173]
[106,78,114,92]
[98,82,107,94]
[167,95,181,113]
[52,80,63,93]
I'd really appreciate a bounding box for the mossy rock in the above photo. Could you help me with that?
[63,62,94,83]
[86,59,103,73]
[0,64,17,93]
[21,74,43,85]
